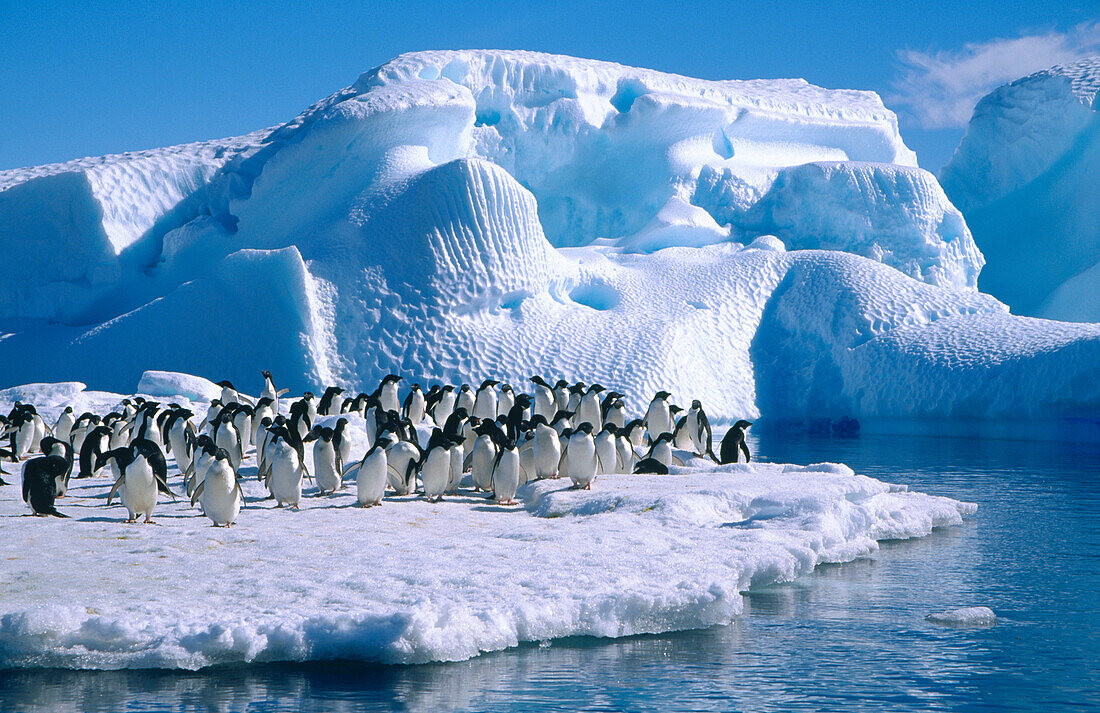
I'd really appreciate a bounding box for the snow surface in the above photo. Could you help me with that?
[941,56,1100,320]
[926,607,997,627]
[0,384,975,670]
[0,50,1097,424]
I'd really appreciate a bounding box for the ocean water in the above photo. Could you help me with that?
[2,430,1097,712]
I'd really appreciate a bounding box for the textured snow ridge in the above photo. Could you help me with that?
[941,56,1100,320]
[0,437,974,669]
[0,50,1097,421]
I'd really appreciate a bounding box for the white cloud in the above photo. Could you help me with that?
[889,22,1100,129]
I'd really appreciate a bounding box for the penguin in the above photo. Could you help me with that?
[289,399,312,442]
[251,398,275,447]
[594,424,620,474]
[454,384,475,417]
[623,419,647,449]
[719,421,753,464]
[576,385,605,429]
[352,435,392,507]
[566,383,586,413]
[69,412,100,456]
[103,444,172,524]
[260,370,288,412]
[377,375,402,414]
[0,447,15,486]
[216,380,249,407]
[550,410,574,436]
[615,428,637,474]
[402,384,426,424]
[633,458,669,475]
[53,407,75,444]
[21,455,69,517]
[39,437,74,497]
[491,439,522,505]
[645,392,674,444]
[263,426,308,509]
[470,421,499,492]
[530,376,556,421]
[212,409,244,471]
[76,425,112,478]
[644,432,682,469]
[518,435,536,487]
[428,385,456,425]
[472,380,499,422]
[553,380,570,413]
[185,436,218,497]
[446,434,465,494]
[332,417,351,475]
[603,398,627,429]
[497,384,516,419]
[191,448,242,527]
[505,394,533,441]
[317,386,345,417]
[565,422,598,490]
[680,400,718,461]
[306,426,342,495]
[384,439,421,496]
[8,406,37,460]
[230,403,254,454]
[418,432,452,502]
[531,415,561,480]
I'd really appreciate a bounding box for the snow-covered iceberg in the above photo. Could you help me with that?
[1,50,1097,424]
[0,381,975,670]
[941,56,1100,321]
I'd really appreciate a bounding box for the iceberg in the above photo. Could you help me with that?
[941,56,1100,321]
[0,50,1096,425]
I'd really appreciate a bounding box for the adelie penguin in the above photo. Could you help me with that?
[674,400,719,462]
[351,435,392,507]
[191,448,243,527]
[21,455,70,517]
[39,437,74,497]
[719,420,753,464]
[317,386,345,417]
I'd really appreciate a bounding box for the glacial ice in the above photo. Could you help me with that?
[941,56,1100,321]
[926,607,997,627]
[0,50,1097,425]
[0,380,976,669]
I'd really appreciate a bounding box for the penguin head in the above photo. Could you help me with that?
[383,374,402,385]
[654,432,674,444]
[528,414,548,427]
[588,384,605,394]
[514,393,533,408]
[691,400,702,410]
[653,391,671,401]
[501,384,514,394]
[734,420,753,430]
[303,391,315,400]
[261,370,273,381]
[669,405,683,416]
[216,380,235,389]
[554,380,568,389]
[530,376,548,387]
[478,379,499,390]
[64,406,73,414]
[577,422,594,435]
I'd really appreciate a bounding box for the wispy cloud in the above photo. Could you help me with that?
[889,22,1100,129]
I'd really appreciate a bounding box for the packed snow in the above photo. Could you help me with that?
[941,56,1100,321]
[0,50,1096,427]
[0,379,975,670]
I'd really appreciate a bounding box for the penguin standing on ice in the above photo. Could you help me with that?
[53,407,75,444]
[102,443,174,524]
[565,422,598,490]
[418,431,452,502]
[191,448,242,527]
[645,392,674,444]
[675,400,718,461]
[317,386,345,417]
[21,455,69,517]
[470,420,499,493]
[719,421,753,463]
[377,375,403,414]
[531,415,561,480]
[306,426,343,495]
[352,435,392,507]
[530,376,556,421]
[403,384,426,424]
[472,380,499,421]
[39,437,74,497]
[76,425,112,478]
[491,438,522,505]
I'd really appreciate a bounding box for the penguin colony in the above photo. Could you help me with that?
[0,372,753,525]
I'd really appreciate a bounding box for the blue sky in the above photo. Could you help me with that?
[2,1,1096,174]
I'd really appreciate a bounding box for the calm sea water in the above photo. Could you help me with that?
[2,430,1097,712]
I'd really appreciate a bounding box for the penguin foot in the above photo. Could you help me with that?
[583,483,591,490]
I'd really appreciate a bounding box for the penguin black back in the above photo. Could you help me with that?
[22,455,69,517]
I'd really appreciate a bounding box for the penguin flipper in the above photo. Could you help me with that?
[155,473,178,501]
[107,475,125,505]
[190,480,205,507]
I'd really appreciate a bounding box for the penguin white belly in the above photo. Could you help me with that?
[170,428,192,475]
[380,383,400,414]
[215,425,242,471]
[675,425,694,451]
[314,441,341,494]
[471,436,497,492]
[434,394,456,424]
[31,416,47,452]
[356,449,388,507]
[578,397,601,429]
[187,454,214,496]
[567,436,597,489]
[594,434,618,474]
[518,441,535,485]
[617,437,637,473]
[534,426,561,479]
[269,444,303,507]
[493,449,521,504]
[234,412,253,452]
[201,462,241,526]
[447,445,464,493]
[646,405,672,440]
[408,394,426,424]
[385,442,419,495]
[55,413,75,443]
[534,388,555,420]
[122,458,158,522]
[473,393,497,421]
[652,440,673,467]
[420,449,450,501]
[497,391,514,419]
[14,422,35,458]
[606,407,625,429]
